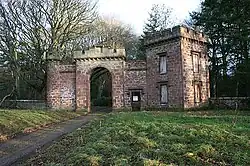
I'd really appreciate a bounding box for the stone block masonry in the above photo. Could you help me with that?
[75,58,125,111]
[145,25,210,108]
[47,47,127,111]
[47,62,76,110]
[124,60,147,109]
[146,39,183,108]
[46,26,210,111]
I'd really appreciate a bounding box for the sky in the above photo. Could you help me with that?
[98,0,201,34]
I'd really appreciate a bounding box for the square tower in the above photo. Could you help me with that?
[145,26,210,108]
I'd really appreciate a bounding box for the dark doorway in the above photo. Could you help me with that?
[131,91,141,111]
[90,67,112,112]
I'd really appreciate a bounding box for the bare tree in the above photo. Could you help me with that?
[0,0,98,105]
[143,4,176,33]
[70,16,138,57]
[16,0,98,58]
[0,1,21,103]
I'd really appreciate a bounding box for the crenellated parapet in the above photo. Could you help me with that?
[144,25,208,46]
[74,46,126,61]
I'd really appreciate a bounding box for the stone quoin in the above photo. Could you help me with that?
[46,26,210,111]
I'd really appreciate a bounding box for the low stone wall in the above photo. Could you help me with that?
[1,100,46,109]
[210,97,250,109]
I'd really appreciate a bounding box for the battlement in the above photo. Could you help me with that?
[74,46,126,60]
[144,25,208,46]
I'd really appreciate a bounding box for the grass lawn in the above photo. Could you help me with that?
[25,110,250,166]
[0,109,87,142]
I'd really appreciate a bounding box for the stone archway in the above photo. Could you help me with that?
[90,67,112,112]
[74,46,126,112]
[46,46,126,111]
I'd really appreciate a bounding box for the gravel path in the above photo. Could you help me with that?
[0,114,97,166]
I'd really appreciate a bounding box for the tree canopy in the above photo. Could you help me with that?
[190,0,250,97]
[0,0,98,104]
[134,3,176,60]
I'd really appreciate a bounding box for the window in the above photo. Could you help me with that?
[160,84,168,104]
[194,83,201,104]
[132,91,140,102]
[160,55,167,74]
[192,52,200,73]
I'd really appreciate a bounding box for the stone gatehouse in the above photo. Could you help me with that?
[47,26,210,111]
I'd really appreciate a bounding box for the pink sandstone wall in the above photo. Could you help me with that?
[124,60,147,108]
[180,28,210,108]
[144,26,209,108]
[75,59,125,111]
[47,61,76,110]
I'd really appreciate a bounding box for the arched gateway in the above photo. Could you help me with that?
[47,26,210,111]
[47,46,126,112]
[90,67,113,110]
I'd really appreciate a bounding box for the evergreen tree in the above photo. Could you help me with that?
[143,4,174,33]
[191,0,250,97]
[135,4,175,60]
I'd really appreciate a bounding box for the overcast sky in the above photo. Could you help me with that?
[98,0,201,34]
